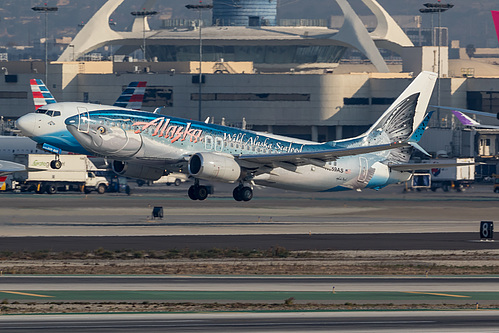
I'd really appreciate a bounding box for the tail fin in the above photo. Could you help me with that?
[452,110,480,127]
[345,71,437,163]
[492,11,499,45]
[30,79,56,110]
[113,81,147,110]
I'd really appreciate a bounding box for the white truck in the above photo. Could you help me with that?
[12,154,108,194]
[411,158,475,192]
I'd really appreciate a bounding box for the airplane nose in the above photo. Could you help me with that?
[16,113,37,137]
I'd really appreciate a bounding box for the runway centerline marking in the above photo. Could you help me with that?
[403,291,470,298]
[0,291,54,298]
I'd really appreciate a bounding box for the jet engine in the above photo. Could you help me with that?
[188,152,241,183]
[112,160,164,181]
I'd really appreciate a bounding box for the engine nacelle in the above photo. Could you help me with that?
[188,152,241,183]
[112,160,164,181]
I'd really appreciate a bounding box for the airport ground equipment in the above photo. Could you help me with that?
[408,158,475,192]
[136,173,189,187]
[11,154,108,194]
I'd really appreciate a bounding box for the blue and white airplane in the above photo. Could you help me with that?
[17,80,147,158]
[17,71,437,201]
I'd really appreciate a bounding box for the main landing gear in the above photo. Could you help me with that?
[233,184,253,202]
[188,180,209,201]
[187,180,254,202]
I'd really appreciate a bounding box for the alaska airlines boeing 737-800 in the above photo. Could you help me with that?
[17,71,437,201]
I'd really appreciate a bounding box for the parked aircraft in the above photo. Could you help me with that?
[24,71,435,202]
[17,80,147,158]
[451,110,499,129]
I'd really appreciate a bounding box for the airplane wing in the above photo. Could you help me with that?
[113,81,147,110]
[237,110,434,167]
[0,160,44,176]
[388,161,478,172]
[451,110,499,129]
[237,141,408,167]
[433,105,497,118]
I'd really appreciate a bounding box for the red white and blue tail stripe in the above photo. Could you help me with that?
[30,79,56,110]
[113,81,147,110]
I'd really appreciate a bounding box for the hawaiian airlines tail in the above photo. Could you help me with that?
[492,11,499,45]
[30,79,56,110]
[113,81,147,110]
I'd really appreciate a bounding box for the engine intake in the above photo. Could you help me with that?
[112,160,164,181]
[188,153,241,183]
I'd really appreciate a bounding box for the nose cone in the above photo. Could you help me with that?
[16,113,37,137]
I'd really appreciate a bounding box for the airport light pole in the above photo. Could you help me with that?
[32,4,58,86]
[420,1,453,127]
[131,10,158,62]
[186,2,213,121]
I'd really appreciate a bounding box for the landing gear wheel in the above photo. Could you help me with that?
[188,185,198,200]
[196,186,208,200]
[50,160,62,170]
[233,187,242,201]
[233,186,253,202]
[240,186,253,201]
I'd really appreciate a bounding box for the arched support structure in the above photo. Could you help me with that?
[58,0,157,62]
[361,0,414,55]
[334,0,389,73]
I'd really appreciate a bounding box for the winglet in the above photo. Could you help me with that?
[452,110,480,127]
[30,79,56,110]
[408,111,433,143]
[113,81,147,110]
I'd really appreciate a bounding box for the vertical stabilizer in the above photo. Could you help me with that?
[30,79,56,110]
[113,81,147,110]
[338,71,437,164]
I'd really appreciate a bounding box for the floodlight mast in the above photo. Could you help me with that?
[186,2,213,122]
[32,5,58,85]
[419,1,454,127]
[130,10,158,62]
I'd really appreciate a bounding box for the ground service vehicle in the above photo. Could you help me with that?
[420,158,475,192]
[12,154,108,194]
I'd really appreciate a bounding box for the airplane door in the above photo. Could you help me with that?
[358,157,368,183]
[77,106,90,133]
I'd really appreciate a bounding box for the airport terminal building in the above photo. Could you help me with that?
[1,0,499,175]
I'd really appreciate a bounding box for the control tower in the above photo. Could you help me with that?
[212,0,277,26]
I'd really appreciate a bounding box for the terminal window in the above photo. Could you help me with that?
[0,91,27,99]
[142,86,173,107]
[191,93,310,102]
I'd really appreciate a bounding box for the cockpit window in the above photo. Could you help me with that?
[35,109,61,117]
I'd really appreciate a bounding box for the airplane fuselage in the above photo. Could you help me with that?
[65,108,409,192]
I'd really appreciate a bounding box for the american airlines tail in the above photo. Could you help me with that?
[336,71,437,163]
[30,79,56,110]
[113,81,147,110]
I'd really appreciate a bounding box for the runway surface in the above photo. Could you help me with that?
[1,183,499,251]
[0,233,497,251]
[1,275,498,304]
[2,312,499,332]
